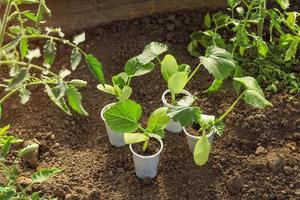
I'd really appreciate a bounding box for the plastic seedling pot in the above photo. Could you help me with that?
[161,89,192,133]
[129,138,163,180]
[100,103,125,147]
[183,127,215,152]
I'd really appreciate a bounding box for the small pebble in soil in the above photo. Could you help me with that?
[227,175,242,194]
[283,166,293,176]
[255,146,268,155]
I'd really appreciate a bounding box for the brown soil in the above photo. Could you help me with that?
[1,7,300,200]
[186,123,201,137]
[132,139,161,156]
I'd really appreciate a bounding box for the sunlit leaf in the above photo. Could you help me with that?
[257,38,268,58]
[19,143,39,158]
[31,168,62,183]
[20,37,28,60]
[73,32,85,45]
[66,85,88,116]
[43,39,56,67]
[104,100,142,133]
[204,14,211,29]
[125,57,155,77]
[137,42,168,64]
[161,54,178,82]
[147,107,170,130]
[193,134,211,166]
[26,48,41,61]
[276,0,289,9]
[85,54,105,85]
[168,72,188,94]
[19,86,31,104]
[124,133,148,144]
[71,48,82,71]
[7,68,28,90]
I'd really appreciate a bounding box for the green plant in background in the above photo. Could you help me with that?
[188,0,300,94]
[161,46,236,126]
[97,42,168,101]
[192,76,272,166]
[0,125,62,199]
[0,0,105,118]
[103,100,170,152]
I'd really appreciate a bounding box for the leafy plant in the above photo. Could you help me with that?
[97,42,168,101]
[188,0,300,94]
[191,76,272,166]
[0,125,62,199]
[161,46,236,126]
[0,0,104,118]
[103,99,170,152]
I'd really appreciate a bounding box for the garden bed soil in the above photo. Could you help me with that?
[132,139,161,156]
[186,123,202,137]
[1,6,300,200]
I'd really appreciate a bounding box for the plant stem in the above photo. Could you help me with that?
[216,91,245,122]
[258,0,266,38]
[138,124,146,132]
[187,62,202,82]
[0,81,49,105]
[142,138,149,152]
[171,92,176,104]
[25,35,87,56]
[0,60,59,78]
[0,0,13,49]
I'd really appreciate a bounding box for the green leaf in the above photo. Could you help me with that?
[204,14,211,29]
[198,114,215,130]
[118,86,132,101]
[20,37,28,60]
[285,41,298,61]
[0,187,15,200]
[147,107,170,130]
[236,7,244,15]
[137,42,168,64]
[233,65,243,93]
[0,124,11,136]
[276,0,289,9]
[124,133,148,144]
[124,57,155,77]
[112,72,128,89]
[69,79,87,87]
[211,121,225,137]
[234,76,273,108]
[73,32,85,45]
[66,85,88,116]
[161,54,178,82]
[85,54,105,85]
[104,100,142,133]
[168,72,189,94]
[31,192,40,200]
[2,139,11,158]
[71,48,82,71]
[167,97,200,126]
[257,38,268,58]
[286,12,297,30]
[205,79,223,93]
[43,40,56,67]
[193,134,211,166]
[45,85,71,115]
[59,68,71,79]
[31,168,62,183]
[22,11,37,22]
[19,143,38,158]
[187,40,201,57]
[200,46,235,80]
[97,84,116,96]
[227,0,240,7]
[7,68,28,90]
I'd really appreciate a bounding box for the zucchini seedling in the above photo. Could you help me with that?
[103,99,170,152]
[161,46,236,128]
[190,76,273,166]
[97,42,168,101]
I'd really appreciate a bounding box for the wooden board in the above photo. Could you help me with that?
[44,0,226,32]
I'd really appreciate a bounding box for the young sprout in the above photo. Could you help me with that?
[193,76,273,166]
[103,99,170,152]
[97,42,168,101]
[162,46,235,127]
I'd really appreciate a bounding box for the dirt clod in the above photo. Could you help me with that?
[283,166,293,175]
[255,146,268,155]
[22,140,39,168]
[227,175,242,194]
[267,152,286,174]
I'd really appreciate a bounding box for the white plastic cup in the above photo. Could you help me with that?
[183,127,215,152]
[161,89,192,133]
[129,138,163,180]
[100,103,125,147]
